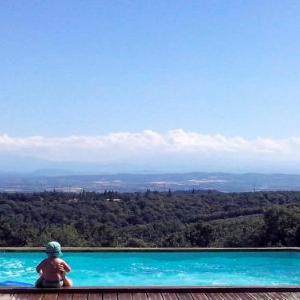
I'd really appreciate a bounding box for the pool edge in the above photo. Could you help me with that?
[2,286,300,293]
[1,247,300,252]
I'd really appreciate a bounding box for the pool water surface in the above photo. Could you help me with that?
[0,251,299,287]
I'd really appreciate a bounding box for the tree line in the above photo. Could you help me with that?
[1,190,300,247]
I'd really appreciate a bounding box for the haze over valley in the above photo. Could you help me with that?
[1,171,300,193]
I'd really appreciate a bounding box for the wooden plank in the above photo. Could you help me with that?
[0,292,297,300]
[216,294,233,300]
[191,293,209,300]
[88,293,103,300]
[218,294,237,300]
[291,293,300,300]
[132,293,148,300]
[245,293,270,300]
[234,293,257,300]
[276,294,290,300]
[203,294,218,300]
[239,293,253,300]
[147,294,163,300]
[259,293,275,300]
[4,289,300,294]
[11,295,28,300]
[56,294,73,300]
[103,293,117,300]
[0,295,12,300]
[118,293,132,300]
[43,294,58,300]
[176,294,193,300]
[162,293,179,300]
[26,294,44,300]
[264,292,286,300]
[73,294,88,300]
[282,293,300,300]
[9,296,49,300]
[221,293,241,300]
[204,294,225,300]
[242,293,258,300]
[239,294,258,300]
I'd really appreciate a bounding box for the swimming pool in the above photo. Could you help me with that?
[0,251,300,287]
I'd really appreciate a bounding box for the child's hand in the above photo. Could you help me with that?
[58,263,66,273]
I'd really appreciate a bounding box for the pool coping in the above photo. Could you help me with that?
[1,286,300,293]
[1,247,300,252]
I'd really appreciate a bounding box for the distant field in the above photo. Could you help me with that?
[2,172,300,193]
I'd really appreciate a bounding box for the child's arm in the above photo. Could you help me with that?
[62,261,71,272]
[36,259,46,274]
[59,260,71,273]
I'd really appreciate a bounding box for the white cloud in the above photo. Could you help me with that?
[1,129,300,166]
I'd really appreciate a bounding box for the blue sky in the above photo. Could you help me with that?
[1,1,300,172]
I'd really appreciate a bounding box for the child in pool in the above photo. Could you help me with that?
[35,241,73,288]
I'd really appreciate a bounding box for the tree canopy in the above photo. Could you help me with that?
[1,190,300,247]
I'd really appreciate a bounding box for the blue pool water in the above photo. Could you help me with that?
[0,251,300,287]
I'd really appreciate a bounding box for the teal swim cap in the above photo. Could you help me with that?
[46,241,63,258]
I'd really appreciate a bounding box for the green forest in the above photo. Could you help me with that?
[1,190,300,247]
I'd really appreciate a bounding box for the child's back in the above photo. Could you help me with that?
[37,257,69,281]
[35,241,72,288]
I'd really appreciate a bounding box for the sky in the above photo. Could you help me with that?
[1,1,300,173]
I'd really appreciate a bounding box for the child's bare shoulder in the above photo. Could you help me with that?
[54,258,62,261]
[36,258,48,268]
[54,258,67,264]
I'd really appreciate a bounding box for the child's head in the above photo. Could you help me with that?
[46,241,62,258]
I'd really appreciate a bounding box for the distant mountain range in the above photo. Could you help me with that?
[1,171,300,193]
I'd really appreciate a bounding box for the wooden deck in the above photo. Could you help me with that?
[1,290,300,300]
